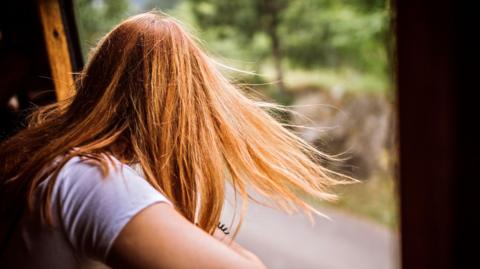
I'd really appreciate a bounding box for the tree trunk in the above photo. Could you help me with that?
[265,1,286,99]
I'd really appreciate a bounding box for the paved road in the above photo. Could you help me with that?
[221,199,399,269]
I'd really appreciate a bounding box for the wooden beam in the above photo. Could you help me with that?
[37,0,74,101]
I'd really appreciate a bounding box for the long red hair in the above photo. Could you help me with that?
[0,12,354,238]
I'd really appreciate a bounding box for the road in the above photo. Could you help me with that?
[221,199,399,269]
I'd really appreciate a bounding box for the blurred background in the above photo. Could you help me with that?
[74,0,399,268]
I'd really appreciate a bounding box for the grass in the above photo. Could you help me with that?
[259,64,390,94]
[308,172,399,230]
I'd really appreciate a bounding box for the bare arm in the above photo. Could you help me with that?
[212,226,265,265]
[106,203,267,269]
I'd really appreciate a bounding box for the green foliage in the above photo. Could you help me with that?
[75,0,130,57]
[189,0,288,40]
[319,174,399,229]
[142,0,183,11]
[281,0,389,75]
[188,0,392,90]
[75,0,392,91]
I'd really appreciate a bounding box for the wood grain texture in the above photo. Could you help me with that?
[37,0,74,101]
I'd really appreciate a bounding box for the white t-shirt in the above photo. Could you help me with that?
[0,155,173,269]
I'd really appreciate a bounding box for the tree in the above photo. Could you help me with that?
[189,0,289,94]
[280,0,390,77]
[188,0,391,95]
[75,0,130,57]
[142,0,183,11]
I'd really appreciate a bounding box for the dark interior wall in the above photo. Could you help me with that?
[0,0,82,142]
[396,0,478,268]
[450,1,478,268]
[0,1,56,140]
[59,0,83,72]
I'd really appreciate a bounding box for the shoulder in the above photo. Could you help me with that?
[60,155,139,183]
[52,155,172,262]
[56,156,167,205]
[57,155,169,203]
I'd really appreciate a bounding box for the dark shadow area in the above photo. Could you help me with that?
[0,1,56,141]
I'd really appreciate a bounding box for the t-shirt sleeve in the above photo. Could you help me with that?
[53,157,173,262]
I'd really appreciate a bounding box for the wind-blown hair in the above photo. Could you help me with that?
[0,12,354,238]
